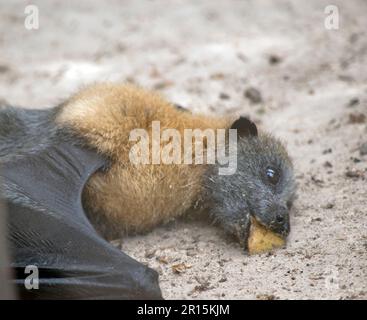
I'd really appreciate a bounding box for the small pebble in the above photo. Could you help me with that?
[219,92,230,100]
[145,249,156,259]
[0,65,10,73]
[268,55,282,65]
[347,98,360,107]
[323,161,333,168]
[322,203,334,209]
[349,113,366,124]
[359,142,367,156]
[345,170,364,179]
[322,148,332,154]
[244,87,262,104]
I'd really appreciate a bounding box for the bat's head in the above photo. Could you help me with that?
[205,117,296,251]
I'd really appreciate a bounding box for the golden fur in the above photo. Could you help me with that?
[57,83,231,235]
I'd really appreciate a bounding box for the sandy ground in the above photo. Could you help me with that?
[0,0,366,299]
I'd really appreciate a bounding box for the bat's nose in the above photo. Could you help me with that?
[270,207,290,236]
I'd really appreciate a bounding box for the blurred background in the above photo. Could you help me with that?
[0,0,366,299]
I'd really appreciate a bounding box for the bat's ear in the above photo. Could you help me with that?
[230,116,258,137]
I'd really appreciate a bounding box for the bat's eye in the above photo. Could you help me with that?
[266,166,280,185]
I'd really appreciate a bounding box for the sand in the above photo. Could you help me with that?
[0,0,366,299]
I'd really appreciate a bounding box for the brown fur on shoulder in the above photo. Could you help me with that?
[57,83,231,237]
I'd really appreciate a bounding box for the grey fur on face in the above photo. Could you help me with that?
[204,118,296,248]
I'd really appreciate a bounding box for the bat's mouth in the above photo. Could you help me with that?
[249,209,290,238]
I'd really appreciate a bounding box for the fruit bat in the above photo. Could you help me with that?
[0,141,162,299]
[0,83,295,299]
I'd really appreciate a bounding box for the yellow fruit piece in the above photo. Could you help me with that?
[248,217,286,254]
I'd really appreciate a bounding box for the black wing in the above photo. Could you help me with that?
[0,142,162,299]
